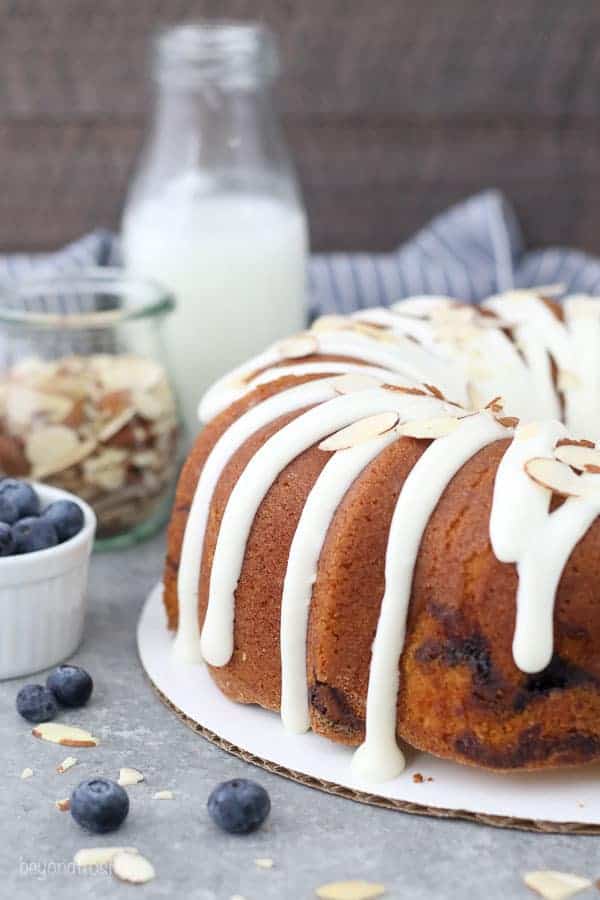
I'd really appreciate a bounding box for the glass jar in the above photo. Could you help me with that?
[121,21,309,437]
[0,270,181,548]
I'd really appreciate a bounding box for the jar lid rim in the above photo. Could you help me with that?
[0,268,175,330]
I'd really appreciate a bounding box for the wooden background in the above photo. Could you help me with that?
[1,0,600,253]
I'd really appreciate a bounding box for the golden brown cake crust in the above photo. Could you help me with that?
[164,378,600,772]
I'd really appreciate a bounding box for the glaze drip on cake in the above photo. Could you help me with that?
[166,290,600,782]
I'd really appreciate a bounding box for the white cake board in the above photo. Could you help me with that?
[138,582,600,833]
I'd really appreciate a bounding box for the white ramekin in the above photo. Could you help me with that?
[0,483,96,680]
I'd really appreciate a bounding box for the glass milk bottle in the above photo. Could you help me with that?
[121,22,308,437]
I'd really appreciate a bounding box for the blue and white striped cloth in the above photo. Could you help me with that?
[2,190,600,317]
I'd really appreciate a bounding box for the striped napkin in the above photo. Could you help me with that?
[2,190,600,317]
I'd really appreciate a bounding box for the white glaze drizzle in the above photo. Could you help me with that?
[201,388,457,666]
[174,377,341,662]
[279,392,449,733]
[490,419,600,673]
[351,412,508,782]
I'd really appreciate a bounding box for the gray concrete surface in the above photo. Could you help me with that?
[1,532,598,899]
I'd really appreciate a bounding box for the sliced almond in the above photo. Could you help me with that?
[20,767,33,780]
[118,767,144,787]
[254,858,274,870]
[97,408,135,443]
[351,322,397,344]
[153,790,174,800]
[99,389,131,417]
[524,457,583,498]
[5,385,73,429]
[554,443,600,471]
[556,438,595,449]
[319,412,399,452]
[496,415,519,429]
[523,870,591,900]
[315,880,386,900]
[277,333,319,360]
[112,851,155,885]
[93,355,163,393]
[56,756,78,774]
[32,723,98,747]
[133,390,165,421]
[557,370,582,391]
[55,797,71,812]
[75,847,138,868]
[515,422,541,441]
[331,373,382,395]
[381,383,427,396]
[26,425,96,479]
[423,383,446,401]
[485,396,504,413]
[399,416,459,439]
[311,315,349,333]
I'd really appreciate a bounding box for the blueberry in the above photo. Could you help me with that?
[207,778,270,834]
[12,517,58,554]
[0,479,40,518]
[0,522,15,556]
[16,684,58,723]
[0,492,19,525]
[70,778,129,834]
[47,665,93,708]
[42,499,84,543]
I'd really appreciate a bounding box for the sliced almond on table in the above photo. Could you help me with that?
[112,851,155,885]
[56,756,78,774]
[118,767,144,787]
[55,797,71,812]
[319,412,399,452]
[153,790,174,800]
[524,457,584,498]
[20,767,33,780]
[399,416,459,439]
[523,870,592,900]
[554,442,600,471]
[32,723,98,747]
[277,333,319,359]
[332,373,382,395]
[74,847,138,868]
[254,858,274,870]
[315,880,386,900]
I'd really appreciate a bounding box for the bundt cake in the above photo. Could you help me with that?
[163,289,600,781]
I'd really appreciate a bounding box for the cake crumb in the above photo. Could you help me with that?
[20,767,33,780]
[412,773,424,784]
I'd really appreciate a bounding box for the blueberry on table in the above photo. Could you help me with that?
[12,517,58,554]
[70,779,130,834]
[0,492,19,525]
[208,778,271,834]
[0,479,40,518]
[47,665,93,708]
[42,499,84,543]
[16,684,58,723]
[0,522,15,556]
